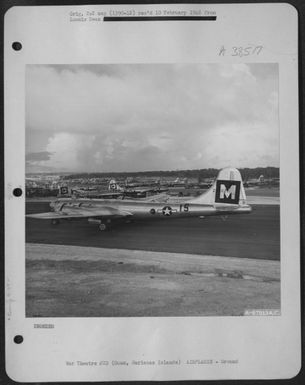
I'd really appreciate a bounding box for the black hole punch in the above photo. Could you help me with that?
[13,188,23,197]
[12,41,22,51]
[14,335,23,344]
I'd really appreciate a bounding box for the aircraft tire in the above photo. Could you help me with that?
[51,219,60,225]
[99,223,107,231]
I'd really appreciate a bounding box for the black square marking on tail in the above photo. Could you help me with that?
[60,186,68,195]
[215,180,241,204]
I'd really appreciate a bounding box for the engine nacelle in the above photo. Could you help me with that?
[88,218,102,225]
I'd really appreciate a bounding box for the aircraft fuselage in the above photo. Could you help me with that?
[50,198,251,219]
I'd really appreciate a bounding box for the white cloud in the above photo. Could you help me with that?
[45,133,96,171]
[203,122,278,168]
[26,63,279,172]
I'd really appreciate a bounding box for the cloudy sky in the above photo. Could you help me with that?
[26,63,278,173]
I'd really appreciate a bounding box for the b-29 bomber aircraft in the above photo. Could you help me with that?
[27,167,252,231]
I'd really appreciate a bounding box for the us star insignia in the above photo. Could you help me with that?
[162,206,172,216]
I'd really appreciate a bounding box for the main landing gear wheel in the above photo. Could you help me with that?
[51,219,60,225]
[99,223,107,231]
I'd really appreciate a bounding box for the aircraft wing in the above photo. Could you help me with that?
[99,192,123,198]
[141,192,169,202]
[73,191,123,198]
[27,206,132,220]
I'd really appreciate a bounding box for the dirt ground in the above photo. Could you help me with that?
[26,244,280,318]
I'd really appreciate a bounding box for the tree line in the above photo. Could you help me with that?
[62,167,279,181]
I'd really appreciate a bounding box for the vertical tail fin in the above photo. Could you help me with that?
[58,185,70,197]
[186,167,247,206]
[108,179,124,192]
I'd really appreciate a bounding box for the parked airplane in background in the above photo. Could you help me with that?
[244,174,265,188]
[65,179,168,201]
[61,179,129,199]
[108,179,168,198]
[61,181,124,199]
[168,177,188,187]
[27,168,252,231]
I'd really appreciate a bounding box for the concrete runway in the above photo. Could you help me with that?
[26,201,280,261]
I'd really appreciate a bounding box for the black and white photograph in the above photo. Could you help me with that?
[25,63,280,317]
[5,3,301,382]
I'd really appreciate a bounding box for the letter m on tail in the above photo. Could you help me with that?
[215,180,241,204]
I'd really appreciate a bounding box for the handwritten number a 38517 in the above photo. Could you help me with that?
[231,45,263,57]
